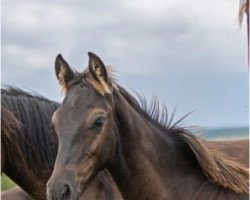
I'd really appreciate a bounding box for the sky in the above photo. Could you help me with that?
[2,0,249,128]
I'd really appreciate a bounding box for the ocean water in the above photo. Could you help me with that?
[198,127,249,141]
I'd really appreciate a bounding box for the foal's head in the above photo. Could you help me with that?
[47,53,117,200]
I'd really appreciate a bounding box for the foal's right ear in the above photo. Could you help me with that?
[55,54,74,88]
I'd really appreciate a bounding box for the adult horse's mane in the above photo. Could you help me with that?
[1,106,22,139]
[1,87,59,170]
[113,83,249,193]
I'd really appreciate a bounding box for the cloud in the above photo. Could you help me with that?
[2,0,248,127]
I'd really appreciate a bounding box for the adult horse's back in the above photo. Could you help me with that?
[1,87,122,200]
[47,53,249,200]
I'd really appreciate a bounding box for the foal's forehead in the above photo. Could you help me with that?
[67,80,97,98]
[65,78,109,104]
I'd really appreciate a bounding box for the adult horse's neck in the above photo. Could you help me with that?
[108,89,248,200]
[3,127,51,199]
[1,91,58,199]
[4,153,50,199]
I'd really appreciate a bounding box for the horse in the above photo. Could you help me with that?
[1,187,33,200]
[47,52,249,200]
[1,87,123,200]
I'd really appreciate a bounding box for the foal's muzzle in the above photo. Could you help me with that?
[47,171,79,200]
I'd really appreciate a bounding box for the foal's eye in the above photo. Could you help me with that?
[93,117,105,129]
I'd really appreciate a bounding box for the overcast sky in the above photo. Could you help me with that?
[2,0,249,128]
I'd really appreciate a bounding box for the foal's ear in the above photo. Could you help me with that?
[88,52,111,95]
[55,54,74,88]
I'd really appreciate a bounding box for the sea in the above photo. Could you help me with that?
[196,126,249,141]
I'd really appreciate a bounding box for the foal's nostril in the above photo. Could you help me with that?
[61,184,72,200]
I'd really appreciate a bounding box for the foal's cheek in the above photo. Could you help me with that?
[102,129,117,162]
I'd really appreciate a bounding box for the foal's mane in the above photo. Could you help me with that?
[115,84,249,194]
[1,87,59,170]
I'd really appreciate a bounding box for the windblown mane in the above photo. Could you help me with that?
[115,84,191,129]
[115,84,249,194]
[1,87,59,170]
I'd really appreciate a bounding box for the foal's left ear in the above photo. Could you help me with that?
[88,52,111,95]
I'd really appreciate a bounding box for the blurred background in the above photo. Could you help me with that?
[1,0,249,191]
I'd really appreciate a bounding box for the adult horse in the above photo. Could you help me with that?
[47,52,249,200]
[1,187,33,200]
[1,88,122,200]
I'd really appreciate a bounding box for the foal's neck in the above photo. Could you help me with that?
[108,91,205,200]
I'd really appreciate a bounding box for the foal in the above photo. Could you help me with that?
[47,53,249,200]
